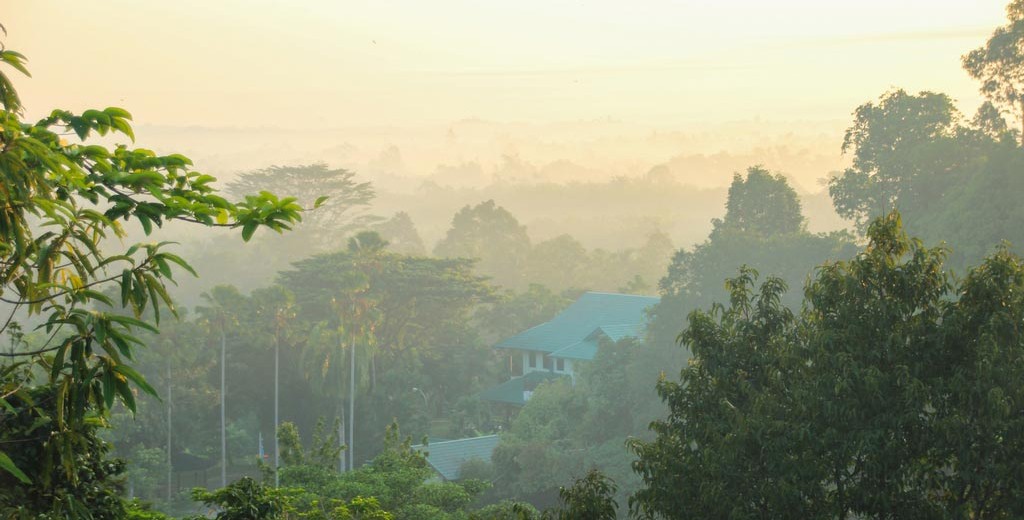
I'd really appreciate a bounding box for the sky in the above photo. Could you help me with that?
[6,0,1008,127]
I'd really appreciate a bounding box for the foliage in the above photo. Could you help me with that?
[468,501,540,520]
[277,419,343,470]
[828,89,963,232]
[654,166,855,349]
[434,200,532,289]
[273,422,502,520]
[827,84,1024,270]
[963,0,1024,143]
[124,499,175,520]
[718,166,804,237]
[279,236,495,462]
[226,163,377,248]
[0,370,128,518]
[475,284,571,344]
[543,469,618,520]
[0,35,303,515]
[630,267,813,518]
[369,212,426,256]
[190,477,283,520]
[630,211,1024,519]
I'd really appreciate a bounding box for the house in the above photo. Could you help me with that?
[480,291,658,406]
[412,435,501,481]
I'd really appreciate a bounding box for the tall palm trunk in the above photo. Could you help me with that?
[348,337,356,471]
[166,359,172,501]
[220,327,227,487]
[273,333,280,487]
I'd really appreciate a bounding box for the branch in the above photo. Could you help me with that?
[0,259,151,306]
[105,184,236,228]
[0,343,60,357]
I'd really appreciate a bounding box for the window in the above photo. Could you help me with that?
[543,355,553,371]
[529,351,536,368]
[556,358,565,371]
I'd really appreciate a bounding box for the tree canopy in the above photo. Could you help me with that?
[964,0,1024,144]
[434,200,532,290]
[630,212,1024,519]
[0,38,304,515]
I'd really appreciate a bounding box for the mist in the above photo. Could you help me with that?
[3,1,1024,518]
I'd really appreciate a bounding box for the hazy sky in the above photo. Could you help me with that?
[6,1,1009,129]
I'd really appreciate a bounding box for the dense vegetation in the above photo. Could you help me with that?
[3,1,1024,518]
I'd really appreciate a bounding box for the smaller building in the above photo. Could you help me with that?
[412,435,501,481]
[481,291,658,406]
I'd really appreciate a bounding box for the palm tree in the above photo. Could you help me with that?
[197,285,245,487]
[250,286,297,486]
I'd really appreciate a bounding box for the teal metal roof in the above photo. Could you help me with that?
[548,338,599,361]
[477,371,565,405]
[596,323,645,342]
[494,292,658,354]
[412,435,500,481]
[549,323,649,360]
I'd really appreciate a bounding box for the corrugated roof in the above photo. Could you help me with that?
[549,338,599,361]
[549,323,648,361]
[477,371,565,405]
[412,435,500,481]
[596,323,645,342]
[494,292,658,354]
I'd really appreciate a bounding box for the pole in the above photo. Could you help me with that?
[273,333,280,488]
[220,327,227,487]
[348,338,355,471]
[338,412,345,473]
[166,359,172,501]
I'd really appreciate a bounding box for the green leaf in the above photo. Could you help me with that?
[158,252,197,277]
[107,314,159,334]
[113,364,159,399]
[120,269,132,308]
[103,106,132,119]
[0,451,31,484]
[241,221,258,242]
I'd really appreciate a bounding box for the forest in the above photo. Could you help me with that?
[4,1,1024,519]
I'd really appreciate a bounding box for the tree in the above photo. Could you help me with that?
[0,35,306,515]
[0,365,129,517]
[931,246,1024,518]
[476,285,571,344]
[630,211,1024,518]
[279,235,494,466]
[630,269,813,519]
[543,469,618,520]
[434,200,532,289]
[196,285,251,487]
[370,212,426,256]
[829,89,962,232]
[964,0,1024,144]
[226,163,377,247]
[717,166,804,238]
[248,285,299,487]
[523,235,589,293]
[189,477,283,520]
[653,166,854,348]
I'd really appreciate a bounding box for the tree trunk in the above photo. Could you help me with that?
[166,360,172,501]
[273,334,280,487]
[220,328,227,487]
[348,338,356,471]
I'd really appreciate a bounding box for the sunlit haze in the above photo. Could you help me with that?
[6,1,1007,194]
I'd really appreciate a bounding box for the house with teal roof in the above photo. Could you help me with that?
[412,435,500,481]
[480,291,658,406]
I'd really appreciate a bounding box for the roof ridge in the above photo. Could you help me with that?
[420,434,499,448]
[582,291,659,298]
